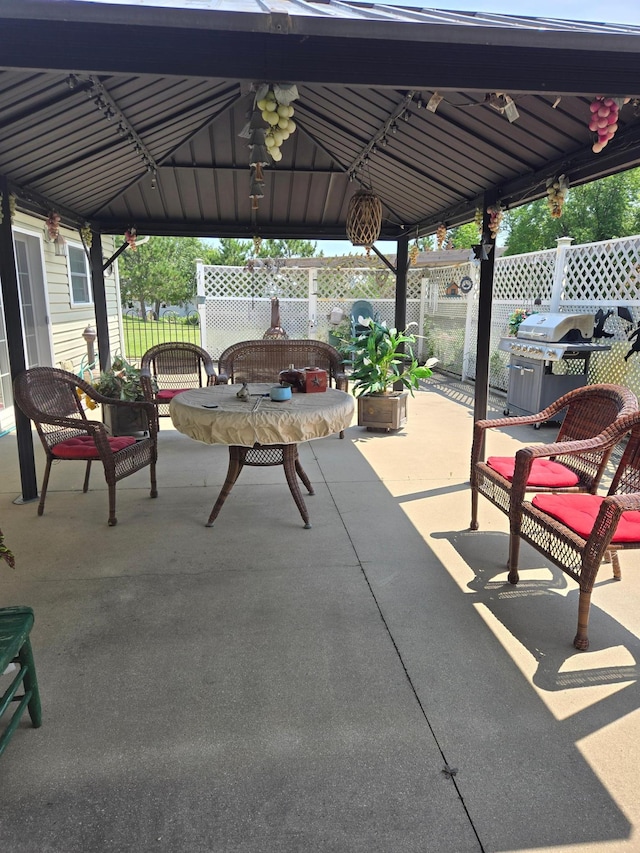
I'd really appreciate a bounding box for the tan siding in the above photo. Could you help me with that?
[12,212,123,372]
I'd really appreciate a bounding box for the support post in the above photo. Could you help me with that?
[395,236,408,333]
[550,236,573,312]
[89,231,110,371]
[0,177,38,502]
[473,192,499,428]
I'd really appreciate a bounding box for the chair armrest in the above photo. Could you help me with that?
[581,493,640,572]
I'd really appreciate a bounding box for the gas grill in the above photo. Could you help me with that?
[498,313,612,420]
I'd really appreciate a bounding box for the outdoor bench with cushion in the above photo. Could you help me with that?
[512,411,640,650]
[217,339,349,437]
[470,383,638,568]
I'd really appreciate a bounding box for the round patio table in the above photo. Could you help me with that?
[170,383,354,528]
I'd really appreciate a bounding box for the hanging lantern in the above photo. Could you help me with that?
[346,189,382,248]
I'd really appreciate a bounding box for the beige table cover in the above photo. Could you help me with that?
[170,384,354,447]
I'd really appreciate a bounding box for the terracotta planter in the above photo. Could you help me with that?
[103,403,149,437]
[357,391,408,431]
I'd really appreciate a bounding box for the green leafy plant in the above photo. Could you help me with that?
[79,355,155,409]
[347,318,438,397]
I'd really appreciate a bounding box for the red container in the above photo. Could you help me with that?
[302,367,328,393]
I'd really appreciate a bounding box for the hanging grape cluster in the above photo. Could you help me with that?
[436,223,447,250]
[546,175,569,218]
[588,96,629,153]
[257,88,297,164]
[486,203,503,239]
[244,83,299,210]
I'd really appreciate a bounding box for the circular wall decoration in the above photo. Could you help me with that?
[459,275,473,294]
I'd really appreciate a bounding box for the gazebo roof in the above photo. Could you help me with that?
[2,0,640,241]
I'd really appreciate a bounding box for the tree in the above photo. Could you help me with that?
[503,169,640,255]
[448,222,479,250]
[203,237,321,265]
[119,236,203,319]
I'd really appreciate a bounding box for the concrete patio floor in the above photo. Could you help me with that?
[1,375,640,852]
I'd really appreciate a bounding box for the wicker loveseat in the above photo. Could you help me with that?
[217,339,349,438]
[217,339,348,391]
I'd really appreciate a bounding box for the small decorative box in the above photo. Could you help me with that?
[302,367,328,393]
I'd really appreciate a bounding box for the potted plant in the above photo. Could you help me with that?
[347,318,437,430]
[79,355,155,436]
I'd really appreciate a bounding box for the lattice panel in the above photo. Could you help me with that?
[203,266,307,300]
[203,298,309,358]
[493,250,555,300]
[564,237,640,301]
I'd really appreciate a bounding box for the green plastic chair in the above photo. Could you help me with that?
[0,606,42,757]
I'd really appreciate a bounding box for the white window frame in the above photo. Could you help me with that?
[68,242,93,307]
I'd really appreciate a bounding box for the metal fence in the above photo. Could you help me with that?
[122,309,201,364]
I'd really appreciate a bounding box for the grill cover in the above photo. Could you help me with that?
[517,313,594,343]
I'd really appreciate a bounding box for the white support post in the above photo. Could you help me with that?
[550,237,573,312]
[462,273,478,383]
[196,260,206,349]
[308,268,318,339]
[418,275,428,361]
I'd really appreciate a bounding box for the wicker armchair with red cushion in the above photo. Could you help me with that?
[513,412,640,649]
[13,366,158,526]
[140,342,220,420]
[470,384,638,566]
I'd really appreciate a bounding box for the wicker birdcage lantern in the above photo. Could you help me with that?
[346,189,382,248]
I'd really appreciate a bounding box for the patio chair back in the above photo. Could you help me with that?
[140,342,219,418]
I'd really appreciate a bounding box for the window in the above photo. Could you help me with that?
[68,245,92,305]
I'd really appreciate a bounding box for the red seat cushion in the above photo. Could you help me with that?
[52,435,136,459]
[156,388,191,401]
[532,493,640,543]
[487,456,580,488]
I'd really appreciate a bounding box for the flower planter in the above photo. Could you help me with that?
[103,403,149,437]
[357,391,408,431]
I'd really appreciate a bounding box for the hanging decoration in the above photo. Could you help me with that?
[474,207,483,237]
[546,175,569,218]
[409,241,419,265]
[240,83,299,211]
[486,203,503,239]
[80,223,93,248]
[1,193,17,225]
[345,189,382,252]
[46,211,61,242]
[588,96,630,153]
[436,223,447,250]
[124,227,137,251]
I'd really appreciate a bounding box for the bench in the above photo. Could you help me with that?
[217,339,350,438]
[0,606,42,757]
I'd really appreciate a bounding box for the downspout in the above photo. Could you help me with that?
[0,177,38,502]
[473,192,499,428]
[89,231,111,371]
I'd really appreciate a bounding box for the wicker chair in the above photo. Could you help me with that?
[140,342,219,420]
[513,412,640,649]
[13,367,158,526]
[470,384,638,567]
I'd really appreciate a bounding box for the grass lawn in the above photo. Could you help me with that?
[123,315,201,358]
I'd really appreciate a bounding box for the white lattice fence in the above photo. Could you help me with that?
[200,264,426,359]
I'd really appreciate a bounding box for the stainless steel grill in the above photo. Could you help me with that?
[498,313,611,419]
